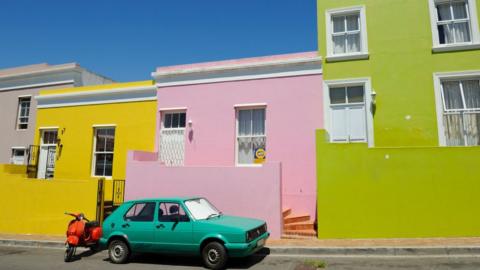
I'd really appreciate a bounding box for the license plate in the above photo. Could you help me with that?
[257,238,266,247]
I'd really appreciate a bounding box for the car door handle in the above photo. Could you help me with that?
[121,223,130,228]
[156,224,165,229]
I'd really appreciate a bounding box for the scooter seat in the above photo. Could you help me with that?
[85,221,99,229]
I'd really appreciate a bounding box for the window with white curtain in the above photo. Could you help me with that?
[329,86,367,142]
[429,0,480,50]
[92,127,115,177]
[326,6,368,60]
[236,108,266,165]
[436,0,472,44]
[332,14,361,54]
[441,79,480,146]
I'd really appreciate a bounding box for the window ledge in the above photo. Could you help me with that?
[236,164,263,168]
[326,53,369,62]
[432,43,480,53]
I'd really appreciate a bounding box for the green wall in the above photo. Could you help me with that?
[316,130,480,238]
[317,0,480,147]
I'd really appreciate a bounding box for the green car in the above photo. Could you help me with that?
[99,197,269,270]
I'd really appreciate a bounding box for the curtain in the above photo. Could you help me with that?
[444,113,465,146]
[238,138,252,164]
[252,109,265,136]
[452,2,468,19]
[454,22,471,43]
[442,81,464,109]
[333,16,345,32]
[346,15,359,31]
[238,110,252,136]
[347,33,360,53]
[333,36,346,54]
[464,113,480,146]
[463,80,480,109]
[437,4,451,21]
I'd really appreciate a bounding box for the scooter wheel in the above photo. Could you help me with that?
[64,244,75,262]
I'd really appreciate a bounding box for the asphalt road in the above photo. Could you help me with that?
[1,245,480,270]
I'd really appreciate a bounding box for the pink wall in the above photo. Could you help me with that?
[155,74,324,218]
[125,151,283,238]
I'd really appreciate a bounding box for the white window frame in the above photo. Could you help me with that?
[429,0,480,52]
[235,105,267,167]
[433,70,480,146]
[323,78,375,147]
[91,126,116,178]
[158,109,187,166]
[16,96,31,130]
[325,6,369,62]
[10,147,26,165]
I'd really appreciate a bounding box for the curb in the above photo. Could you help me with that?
[1,239,480,256]
[0,239,65,249]
[264,246,480,256]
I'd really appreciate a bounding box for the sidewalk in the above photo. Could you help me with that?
[1,233,480,256]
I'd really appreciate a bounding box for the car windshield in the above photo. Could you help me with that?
[184,198,221,220]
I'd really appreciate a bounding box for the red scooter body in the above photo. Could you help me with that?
[64,212,102,262]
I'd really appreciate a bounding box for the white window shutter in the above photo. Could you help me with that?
[331,107,348,142]
[348,105,367,142]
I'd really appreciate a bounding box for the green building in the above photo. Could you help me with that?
[316,0,480,238]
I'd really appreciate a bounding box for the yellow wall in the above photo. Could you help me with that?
[0,173,98,235]
[34,81,157,200]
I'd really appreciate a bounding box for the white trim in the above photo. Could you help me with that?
[234,103,268,108]
[325,6,369,60]
[432,43,480,52]
[38,126,59,130]
[428,0,480,51]
[152,56,322,78]
[17,94,32,98]
[0,80,74,92]
[159,107,188,111]
[323,77,375,147]
[155,69,323,88]
[92,124,117,128]
[11,146,26,150]
[37,97,156,108]
[235,107,267,166]
[35,85,156,100]
[35,85,157,108]
[432,70,480,146]
[326,53,369,62]
[91,126,116,178]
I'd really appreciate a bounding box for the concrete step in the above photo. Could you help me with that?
[282,229,317,238]
[284,221,315,230]
[282,208,292,218]
[283,214,310,224]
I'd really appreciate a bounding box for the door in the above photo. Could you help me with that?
[121,202,157,252]
[37,130,58,179]
[159,112,186,166]
[154,202,194,253]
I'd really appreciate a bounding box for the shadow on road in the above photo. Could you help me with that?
[102,247,271,269]
[68,248,100,262]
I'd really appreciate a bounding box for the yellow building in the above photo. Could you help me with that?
[33,80,157,201]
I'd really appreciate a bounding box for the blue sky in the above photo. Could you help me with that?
[0,0,317,82]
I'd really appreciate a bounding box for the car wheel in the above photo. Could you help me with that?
[108,239,130,264]
[202,241,227,270]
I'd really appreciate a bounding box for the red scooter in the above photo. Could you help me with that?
[64,212,102,262]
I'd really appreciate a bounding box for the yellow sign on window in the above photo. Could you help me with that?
[254,148,266,164]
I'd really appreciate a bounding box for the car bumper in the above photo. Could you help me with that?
[225,232,270,257]
[98,237,108,250]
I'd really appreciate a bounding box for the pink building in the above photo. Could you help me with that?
[125,52,323,238]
